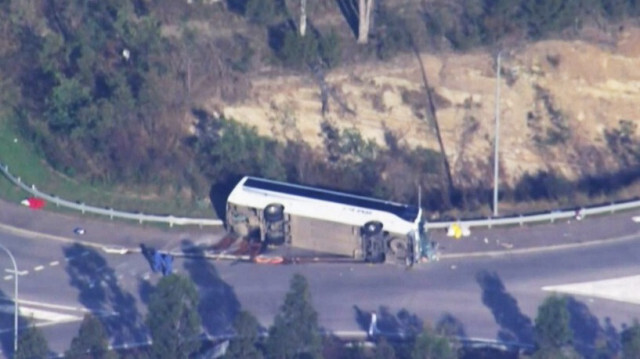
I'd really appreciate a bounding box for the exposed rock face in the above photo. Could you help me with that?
[212,28,640,187]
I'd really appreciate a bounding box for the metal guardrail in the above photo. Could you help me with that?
[2,163,640,230]
[0,164,223,227]
[424,198,640,230]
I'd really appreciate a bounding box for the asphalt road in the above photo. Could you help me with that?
[0,200,638,357]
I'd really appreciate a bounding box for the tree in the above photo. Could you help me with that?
[145,274,202,359]
[224,311,264,359]
[357,0,374,44]
[266,273,322,359]
[374,338,396,359]
[65,314,116,359]
[412,325,455,359]
[534,295,572,349]
[299,0,307,36]
[622,320,640,359]
[15,323,50,359]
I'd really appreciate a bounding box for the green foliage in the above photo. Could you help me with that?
[15,323,50,359]
[278,31,319,69]
[66,314,116,359]
[245,0,282,25]
[319,29,342,68]
[193,115,286,187]
[521,0,580,38]
[374,338,396,359]
[374,6,415,60]
[224,311,264,359]
[146,274,202,359]
[622,320,640,359]
[411,326,456,359]
[45,76,90,135]
[534,295,572,350]
[266,273,322,359]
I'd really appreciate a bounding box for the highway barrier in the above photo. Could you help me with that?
[2,163,639,230]
[0,164,223,227]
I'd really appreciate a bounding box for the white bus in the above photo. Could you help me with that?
[225,176,434,266]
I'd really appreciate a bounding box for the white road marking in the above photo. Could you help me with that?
[34,265,44,271]
[543,274,640,305]
[17,299,89,312]
[0,304,82,322]
[3,275,11,281]
[49,261,59,266]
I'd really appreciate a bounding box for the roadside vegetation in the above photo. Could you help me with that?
[0,0,639,218]
[14,272,640,358]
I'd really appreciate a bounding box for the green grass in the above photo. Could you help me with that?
[0,115,216,220]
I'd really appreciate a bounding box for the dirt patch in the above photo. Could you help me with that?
[205,29,640,187]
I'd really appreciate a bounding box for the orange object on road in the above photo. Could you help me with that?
[254,256,284,264]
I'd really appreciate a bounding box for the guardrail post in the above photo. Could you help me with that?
[550,212,555,223]
[109,208,114,220]
[31,184,36,191]
[519,215,524,227]
[168,216,174,228]
[16,177,20,183]
[139,215,143,224]
[487,217,492,229]
[53,196,59,207]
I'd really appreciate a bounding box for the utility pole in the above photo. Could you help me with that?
[493,51,502,217]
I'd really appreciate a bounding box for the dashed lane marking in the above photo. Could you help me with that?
[3,275,11,281]
[49,261,59,266]
[34,265,44,271]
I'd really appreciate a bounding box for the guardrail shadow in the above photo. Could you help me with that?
[476,270,534,345]
[567,296,619,357]
[63,243,146,347]
[180,239,240,337]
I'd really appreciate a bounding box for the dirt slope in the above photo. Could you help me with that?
[206,28,640,188]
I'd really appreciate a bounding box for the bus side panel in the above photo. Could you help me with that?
[289,215,361,257]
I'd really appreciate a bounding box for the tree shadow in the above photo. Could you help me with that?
[566,297,619,358]
[180,240,240,337]
[335,0,359,38]
[475,270,534,345]
[0,289,34,357]
[63,243,146,347]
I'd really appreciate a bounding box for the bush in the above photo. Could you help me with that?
[278,30,319,69]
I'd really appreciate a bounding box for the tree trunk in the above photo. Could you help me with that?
[299,0,307,36]
[357,0,373,44]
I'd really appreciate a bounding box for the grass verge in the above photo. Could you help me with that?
[0,114,216,220]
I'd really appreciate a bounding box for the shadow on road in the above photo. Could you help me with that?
[180,239,240,337]
[0,289,35,357]
[63,243,146,347]
[567,297,620,357]
[476,270,534,345]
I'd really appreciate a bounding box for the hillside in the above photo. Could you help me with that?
[213,27,640,190]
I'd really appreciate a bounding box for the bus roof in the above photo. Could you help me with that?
[243,177,420,223]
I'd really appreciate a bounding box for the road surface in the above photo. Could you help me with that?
[0,200,638,357]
